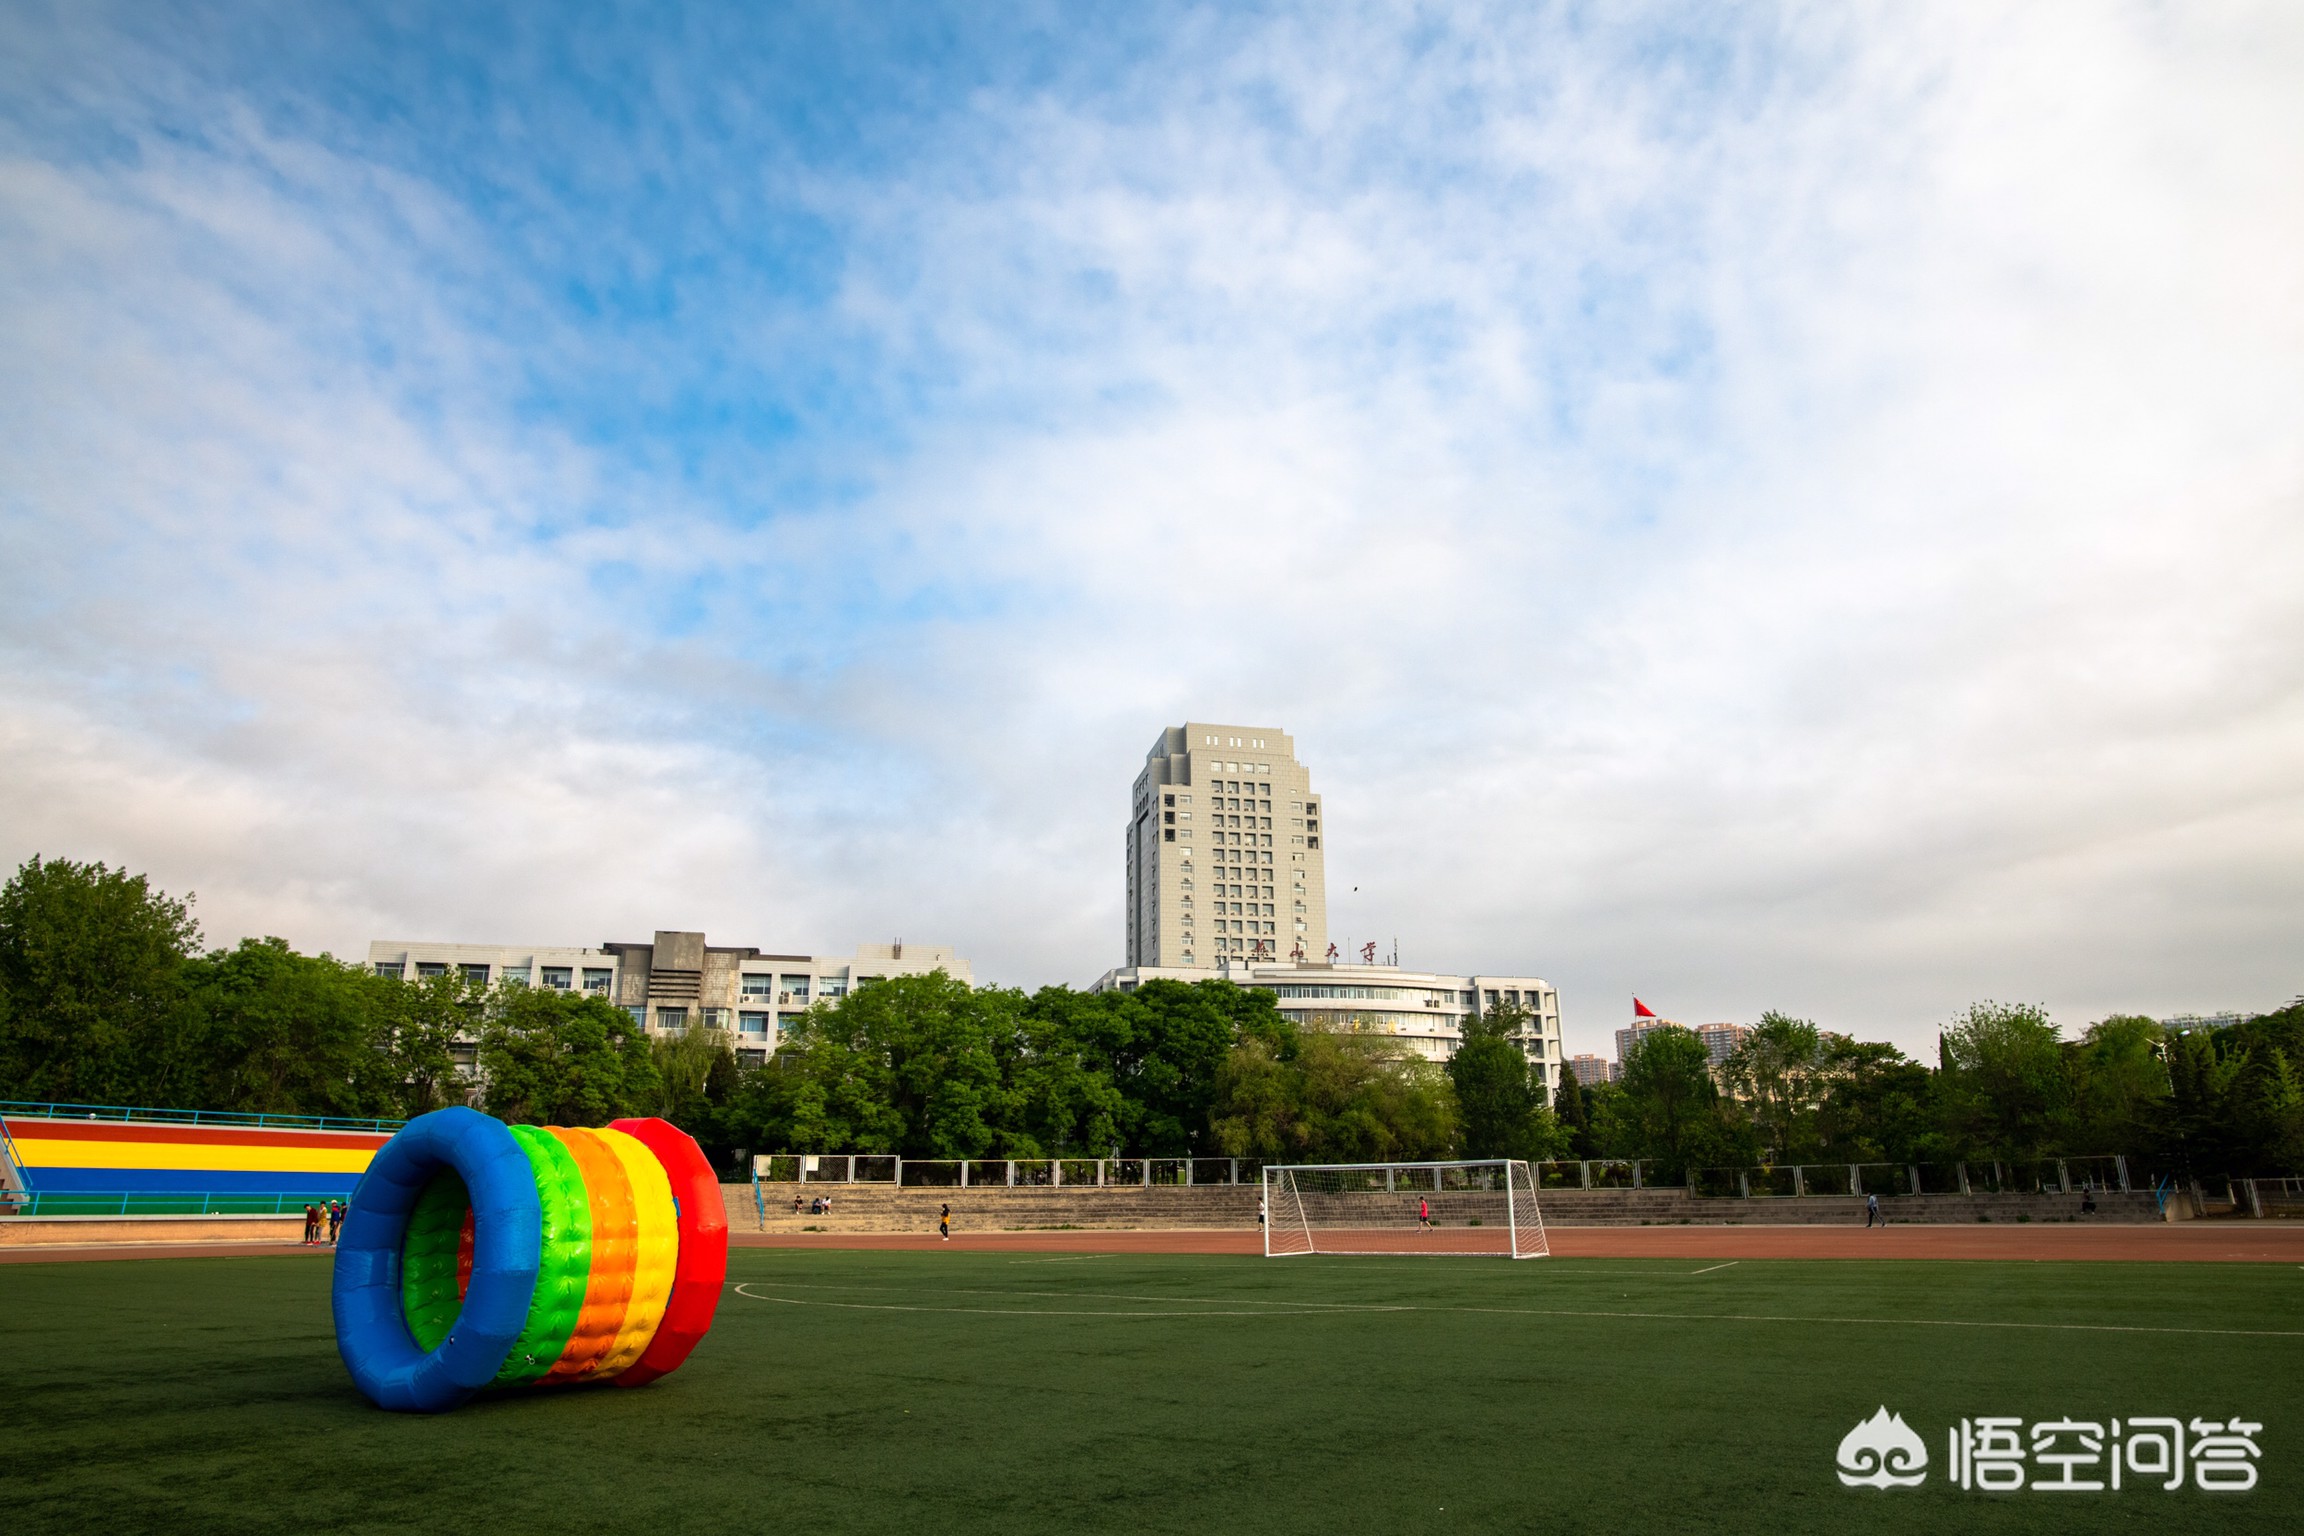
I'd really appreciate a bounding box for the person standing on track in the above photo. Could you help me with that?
[939,1202,951,1242]
[1865,1192,1882,1228]
[1418,1196,1432,1231]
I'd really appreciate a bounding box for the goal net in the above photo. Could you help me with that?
[1263,1160,1548,1258]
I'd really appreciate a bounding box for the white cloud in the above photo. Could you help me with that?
[2,3,2299,1058]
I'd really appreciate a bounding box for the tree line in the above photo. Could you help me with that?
[3,856,2297,1183]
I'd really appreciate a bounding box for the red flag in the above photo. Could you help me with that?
[1633,997,1656,1017]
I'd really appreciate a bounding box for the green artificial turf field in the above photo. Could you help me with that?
[3,1247,2297,1535]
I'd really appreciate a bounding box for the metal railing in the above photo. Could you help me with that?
[1689,1156,2131,1199]
[753,1154,1259,1187]
[0,1189,348,1217]
[1532,1160,1650,1190]
[0,1100,406,1134]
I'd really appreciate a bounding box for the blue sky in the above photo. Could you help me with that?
[3,2,2300,1060]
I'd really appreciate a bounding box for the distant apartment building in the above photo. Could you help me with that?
[366,932,971,1064]
[1613,1017,1751,1072]
[2160,1010,2258,1034]
[1126,722,1329,969]
[1567,1053,1614,1088]
[1092,960,1564,1089]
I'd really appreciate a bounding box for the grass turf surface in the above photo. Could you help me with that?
[4,1248,2298,1534]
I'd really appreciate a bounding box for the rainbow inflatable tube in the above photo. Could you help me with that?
[331,1107,727,1412]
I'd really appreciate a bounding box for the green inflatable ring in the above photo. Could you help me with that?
[401,1168,470,1351]
[493,1126,593,1385]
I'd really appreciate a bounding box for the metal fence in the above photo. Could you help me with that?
[1690,1156,2131,1199]
[1532,1160,1651,1190]
[754,1155,1259,1187]
[0,1189,342,1217]
[0,1100,406,1135]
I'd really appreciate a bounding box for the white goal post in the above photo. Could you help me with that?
[1263,1160,1549,1259]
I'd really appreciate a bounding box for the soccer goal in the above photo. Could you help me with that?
[1263,1160,1548,1258]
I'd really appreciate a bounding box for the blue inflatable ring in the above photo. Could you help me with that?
[331,1107,544,1412]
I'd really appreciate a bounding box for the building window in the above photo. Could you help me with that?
[415,961,447,980]
[374,961,404,979]
[1307,837,1319,849]
[780,975,811,1000]
[1164,829,1176,842]
[461,964,491,986]
[742,973,772,996]
[583,967,613,992]
[1164,793,1174,806]
[738,1011,769,1036]
[541,966,572,989]
[501,965,531,987]
[625,1005,647,1029]
[656,1007,688,1032]
[701,1008,730,1030]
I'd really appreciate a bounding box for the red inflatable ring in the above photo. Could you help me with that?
[608,1116,729,1386]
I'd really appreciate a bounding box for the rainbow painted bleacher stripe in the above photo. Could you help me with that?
[0,1114,392,1197]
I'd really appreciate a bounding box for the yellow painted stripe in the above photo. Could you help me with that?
[586,1127,676,1378]
[10,1138,377,1174]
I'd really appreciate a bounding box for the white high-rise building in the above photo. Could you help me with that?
[1126,722,1329,968]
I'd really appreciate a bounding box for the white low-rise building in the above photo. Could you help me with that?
[1089,959,1564,1089]
[366,931,971,1064]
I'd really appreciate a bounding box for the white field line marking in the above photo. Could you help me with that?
[730,1284,1401,1318]
[1007,1255,1112,1264]
[727,1285,2304,1339]
[1440,1305,2304,1339]
[1690,1261,1739,1275]
[734,1277,1401,1310]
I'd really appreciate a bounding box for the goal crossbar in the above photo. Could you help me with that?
[1263,1159,1548,1259]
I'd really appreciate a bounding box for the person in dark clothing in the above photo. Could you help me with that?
[1865,1193,1882,1228]
[938,1202,951,1242]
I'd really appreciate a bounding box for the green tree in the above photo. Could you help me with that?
[1448,1004,1564,1160]
[377,967,476,1118]
[1721,1012,1824,1162]
[1106,979,1267,1154]
[479,987,658,1125]
[2068,1014,2170,1164]
[1206,1033,1306,1160]
[1936,1002,2071,1159]
[649,1024,739,1126]
[182,938,398,1117]
[1290,1030,1457,1163]
[0,855,201,1105]
[1614,1025,1725,1182]
[1552,1061,1593,1158]
[1813,1037,1935,1164]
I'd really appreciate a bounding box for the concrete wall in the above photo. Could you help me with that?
[0,1214,308,1246]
